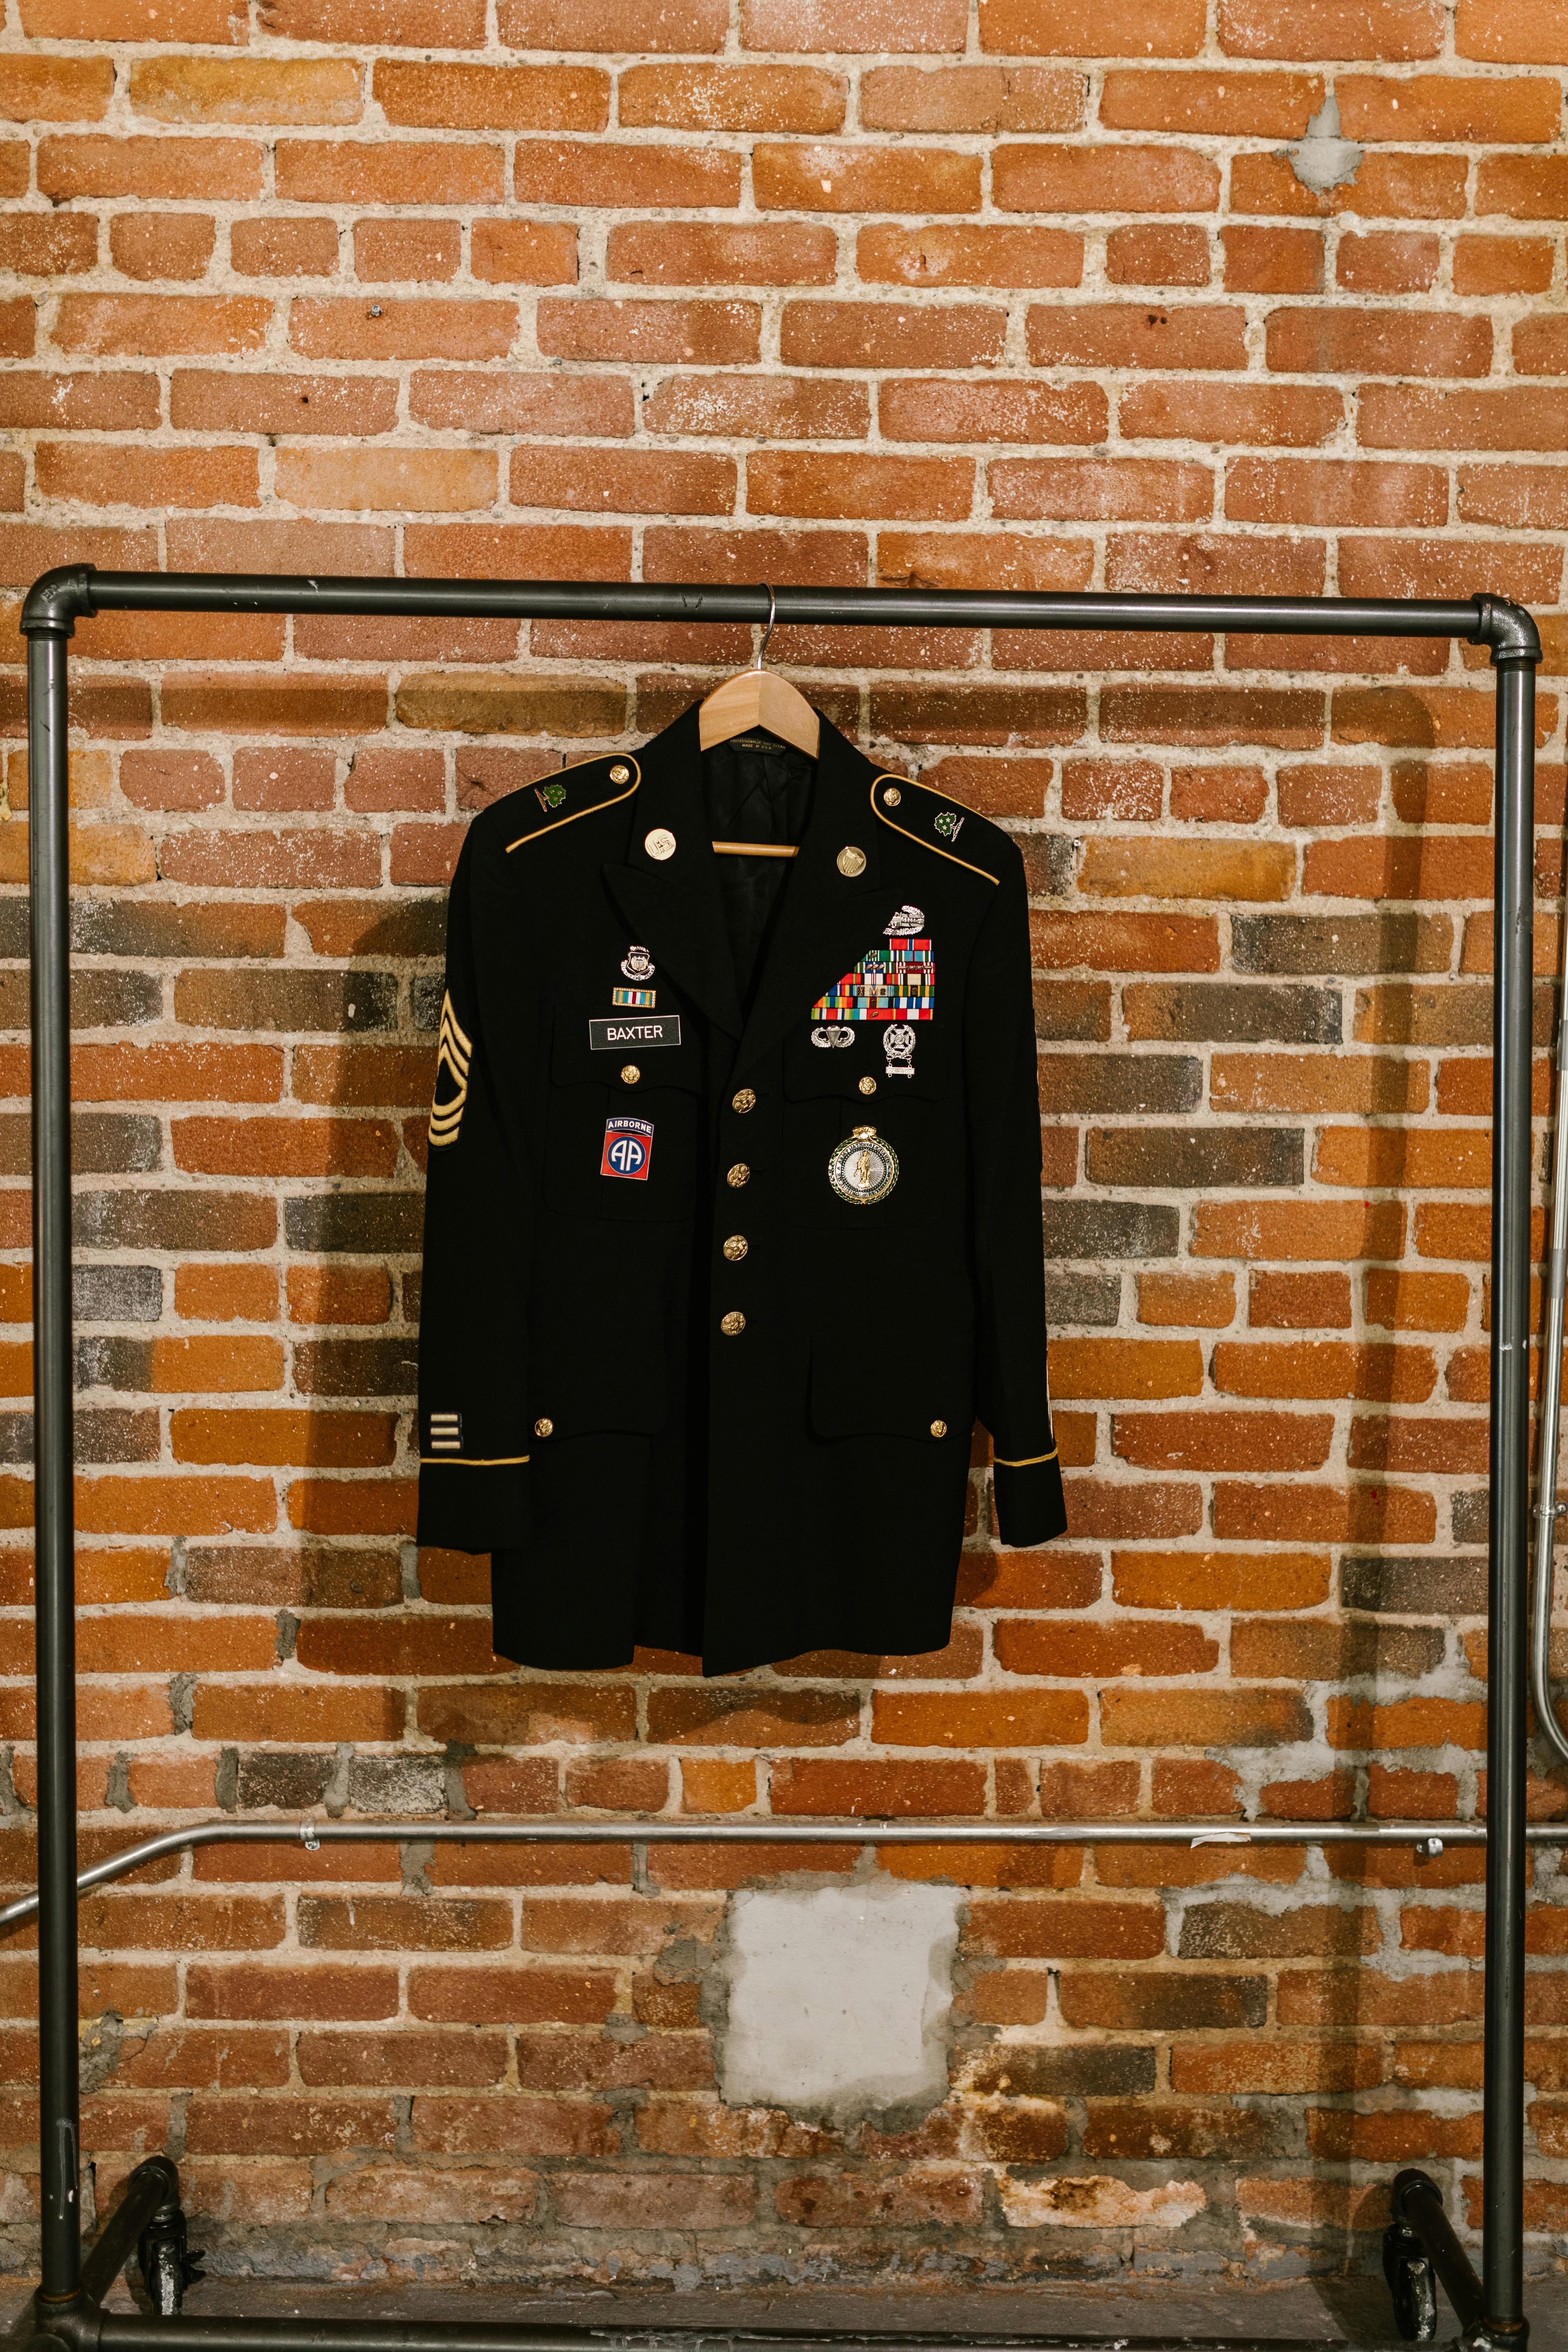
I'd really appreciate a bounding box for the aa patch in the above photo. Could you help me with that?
[601,1115,653,1181]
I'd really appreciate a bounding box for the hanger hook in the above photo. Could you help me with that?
[755,582,776,671]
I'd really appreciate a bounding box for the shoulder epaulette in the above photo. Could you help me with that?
[498,752,642,854]
[868,772,1015,887]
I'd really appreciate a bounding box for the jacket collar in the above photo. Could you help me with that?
[603,701,888,1063]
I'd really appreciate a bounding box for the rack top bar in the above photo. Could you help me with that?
[16,565,1541,658]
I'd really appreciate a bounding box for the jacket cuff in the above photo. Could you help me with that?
[417,1460,528,1554]
[993,1452,1068,1548]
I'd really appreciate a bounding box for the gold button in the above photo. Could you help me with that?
[720,1310,746,1337]
[726,1162,750,1188]
[883,786,901,806]
[723,1235,748,1262]
[836,845,866,878]
[859,1075,876,1094]
[645,827,676,861]
[930,1420,946,1438]
[621,1063,640,1085]
[732,1087,756,1113]
[609,763,630,783]
[534,1417,553,1438]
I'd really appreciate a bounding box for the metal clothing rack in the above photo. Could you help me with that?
[13,568,1547,2352]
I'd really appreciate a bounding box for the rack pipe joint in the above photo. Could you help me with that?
[21,565,96,639]
[1471,595,1542,666]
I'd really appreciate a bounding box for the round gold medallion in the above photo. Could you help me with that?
[836,845,866,878]
[727,1162,750,1188]
[723,1235,748,1262]
[883,786,901,807]
[732,1087,756,1113]
[828,1124,899,1207]
[534,1417,553,1438]
[620,1064,640,1085]
[930,1420,947,1439]
[720,1310,746,1337]
[859,1075,876,1094]
[645,827,676,861]
[609,763,630,784]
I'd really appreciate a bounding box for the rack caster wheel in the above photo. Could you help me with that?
[1383,2219,1440,2343]
[138,2198,205,2319]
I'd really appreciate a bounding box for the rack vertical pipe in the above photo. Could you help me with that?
[1485,641,1539,2344]
[26,626,81,2306]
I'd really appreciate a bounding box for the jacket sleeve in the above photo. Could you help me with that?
[966,849,1068,1549]
[415,834,532,1553]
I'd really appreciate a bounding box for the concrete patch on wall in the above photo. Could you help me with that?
[1284,93,1363,193]
[998,2175,1207,2232]
[718,1878,960,2125]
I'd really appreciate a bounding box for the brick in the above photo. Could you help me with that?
[978,0,1205,50]
[129,59,362,124]
[1121,379,1344,446]
[645,376,868,442]
[1106,532,1324,597]
[1102,68,1320,133]
[1226,458,1446,528]
[1456,0,1568,59]
[514,140,737,210]
[756,145,979,212]
[873,1692,1090,1746]
[1027,305,1246,371]
[373,62,605,131]
[39,136,262,202]
[37,445,255,512]
[0,374,159,432]
[1102,1688,1309,1748]
[1212,1481,1435,1544]
[610,224,832,289]
[1222,225,1323,293]
[1267,309,1490,378]
[749,453,971,523]
[742,0,965,44]
[1112,1547,1329,1609]
[1336,230,1430,295]
[857,227,1082,290]
[169,372,397,437]
[996,145,1217,214]
[54,297,270,358]
[862,64,1080,131]
[1136,1272,1236,1327]
[1080,838,1294,901]
[621,64,845,130]
[1102,686,1323,751]
[261,0,486,32]
[1049,1339,1203,1400]
[0,55,113,118]
[537,299,758,365]
[289,299,515,363]
[992,458,1210,522]
[1219,0,1442,55]
[107,212,215,284]
[501,0,726,36]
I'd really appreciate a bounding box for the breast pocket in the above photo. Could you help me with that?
[783,1022,953,1232]
[544,1004,703,1224]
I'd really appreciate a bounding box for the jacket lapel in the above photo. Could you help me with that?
[733,715,887,1079]
[603,704,744,1040]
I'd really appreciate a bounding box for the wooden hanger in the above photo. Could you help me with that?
[700,586,818,856]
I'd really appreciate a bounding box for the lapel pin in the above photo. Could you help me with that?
[836,846,866,877]
[884,1023,916,1079]
[645,829,676,861]
[621,945,655,980]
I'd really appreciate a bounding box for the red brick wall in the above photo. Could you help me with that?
[0,0,1564,2290]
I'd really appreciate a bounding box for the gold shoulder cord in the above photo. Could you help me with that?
[868,776,999,886]
[505,754,642,854]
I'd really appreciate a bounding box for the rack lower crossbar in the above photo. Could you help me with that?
[0,1814,1548,1936]
[48,2325,1355,2352]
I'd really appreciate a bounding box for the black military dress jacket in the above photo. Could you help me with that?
[415,702,1066,1676]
